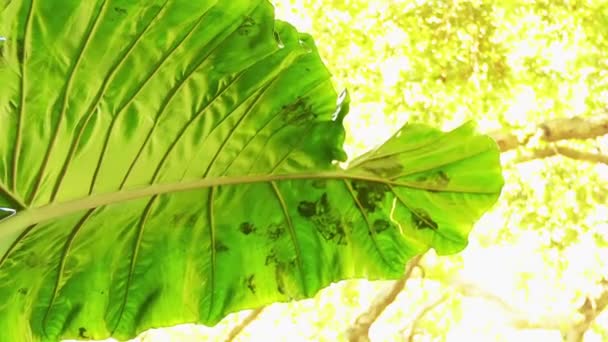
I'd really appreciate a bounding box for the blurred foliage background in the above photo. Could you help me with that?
[88,0,608,341]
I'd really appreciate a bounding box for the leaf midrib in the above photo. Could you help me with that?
[0,170,497,255]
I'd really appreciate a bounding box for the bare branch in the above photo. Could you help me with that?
[540,116,608,142]
[452,278,568,331]
[404,292,450,342]
[516,145,608,164]
[564,278,608,342]
[488,114,608,152]
[346,254,424,342]
[225,308,264,342]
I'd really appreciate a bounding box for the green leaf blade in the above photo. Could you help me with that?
[0,1,503,341]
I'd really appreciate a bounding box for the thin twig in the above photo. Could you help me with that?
[404,292,450,342]
[225,307,264,342]
[346,254,424,342]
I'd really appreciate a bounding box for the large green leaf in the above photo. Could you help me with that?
[0,0,503,341]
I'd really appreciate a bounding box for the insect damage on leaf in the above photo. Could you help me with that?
[245,274,256,294]
[238,15,256,36]
[372,219,392,234]
[267,223,286,241]
[282,96,317,126]
[216,241,230,253]
[297,200,317,218]
[415,170,451,188]
[297,193,348,244]
[239,222,256,235]
[411,208,438,230]
[351,180,390,213]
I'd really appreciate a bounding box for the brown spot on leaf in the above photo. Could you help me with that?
[245,274,256,294]
[351,181,389,212]
[297,201,316,217]
[373,219,391,233]
[239,222,256,235]
[411,209,438,230]
[78,327,89,339]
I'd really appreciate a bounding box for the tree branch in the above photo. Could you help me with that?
[346,254,424,342]
[488,114,608,152]
[225,308,264,342]
[404,292,450,342]
[563,278,608,342]
[451,278,567,330]
[515,145,608,164]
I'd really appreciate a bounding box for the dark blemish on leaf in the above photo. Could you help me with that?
[273,30,284,47]
[171,213,184,224]
[299,193,349,245]
[238,16,256,36]
[416,171,450,187]
[186,216,197,228]
[312,180,326,189]
[7,99,16,113]
[437,170,450,186]
[362,161,404,178]
[282,97,316,126]
[351,180,389,212]
[78,327,89,339]
[411,209,438,230]
[113,7,127,15]
[18,288,27,295]
[317,193,330,215]
[265,249,277,266]
[239,222,256,235]
[298,201,316,217]
[245,274,256,294]
[416,174,428,182]
[275,264,286,295]
[268,224,285,241]
[216,241,229,253]
[373,219,391,233]
[320,221,347,244]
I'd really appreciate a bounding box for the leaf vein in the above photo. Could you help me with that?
[342,180,391,268]
[11,0,35,194]
[151,72,246,182]
[42,209,95,336]
[271,181,306,294]
[206,187,216,321]
[223,81,326,176]
[88,6,217,194]
[112,195,156,333]
[28,0,109,205]
[120,5,264,188]
[201,76,280,178]
[50,1,168,201]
